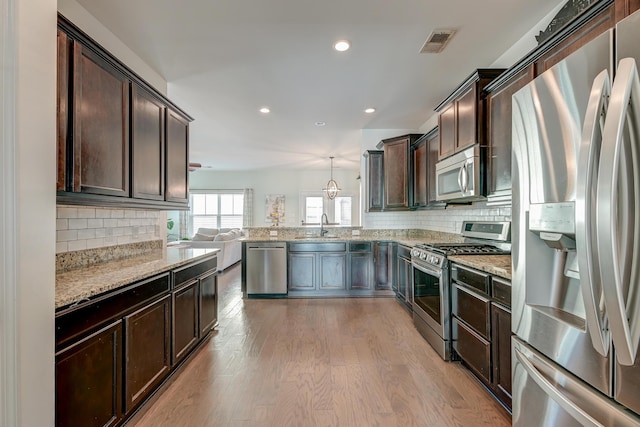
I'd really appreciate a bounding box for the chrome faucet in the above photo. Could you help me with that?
[320,213,329,237]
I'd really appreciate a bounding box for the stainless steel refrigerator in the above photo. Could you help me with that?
[511,9,640,426]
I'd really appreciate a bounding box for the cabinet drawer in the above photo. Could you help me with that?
[453,317,491,384]
[349,242,371,252]
[452,283,490,339]
[492,276,511,308]
[451,263,490,294]
[397,244,411,259]
[289,242,346,252]
[56,273,170,350]
[173,256,217,288]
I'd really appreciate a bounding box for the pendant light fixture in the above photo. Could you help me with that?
[323,156,341,199]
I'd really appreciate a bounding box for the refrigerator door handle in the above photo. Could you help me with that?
[597,57,640,366]
[514,347,605,427]
[576,69,611,357]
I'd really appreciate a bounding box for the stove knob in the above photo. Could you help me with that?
[420,252,427,261]
[411,249,418,257]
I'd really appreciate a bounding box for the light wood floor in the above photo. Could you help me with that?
[127,264,511,427]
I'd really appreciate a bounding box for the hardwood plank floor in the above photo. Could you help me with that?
[127,264,511,427]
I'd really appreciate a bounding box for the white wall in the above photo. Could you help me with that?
[189,168,361,227]
[1,0,57,425]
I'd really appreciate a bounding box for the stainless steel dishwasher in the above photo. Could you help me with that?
[245,242,287,297]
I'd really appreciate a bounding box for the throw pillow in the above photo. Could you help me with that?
[192,233,215,241]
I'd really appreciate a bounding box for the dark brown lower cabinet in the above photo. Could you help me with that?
[172,280,199,364]
[491,302,512,409]
[55,320,123,427]
[199,271,219,336]
[124,295,171,412]
[374,242,395,290]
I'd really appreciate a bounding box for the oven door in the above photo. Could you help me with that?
[412,261,448,339]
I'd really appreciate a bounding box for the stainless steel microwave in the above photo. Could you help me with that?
[435,145,484,202]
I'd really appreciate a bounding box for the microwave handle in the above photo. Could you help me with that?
[457,165,465,192]
[461,163,469,192]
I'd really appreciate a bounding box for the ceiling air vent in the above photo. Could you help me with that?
[420,29,456,54]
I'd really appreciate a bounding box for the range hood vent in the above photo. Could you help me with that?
[420,29,456,54]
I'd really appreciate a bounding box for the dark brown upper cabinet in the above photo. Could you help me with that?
[411,127,444,210]
[165,108,190,204]
[380,134,422,211]
[56,14,192,209]
[72,41,131,198]
[363,150,384,212]
[132,85,165,201]
[485,65,534,206]
[435,69,505,161]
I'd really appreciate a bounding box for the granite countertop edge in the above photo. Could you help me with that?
[55,247,220,310]
[448,254,512,280]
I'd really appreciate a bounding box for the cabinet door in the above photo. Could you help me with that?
[426,131,440,205]
[172,280,199,364]
[124,295,171,412]
[56,320,123,427]
[487,65,534,200]
[199,271,218,335]
[397,256,414,306]
[492,302,513,409]
[535,5,615,73]
[132,85,165,201]
[165,108,189,204]
[319,253,347,290]
[365,150,384,212]
[438,102,456,159]
[349,252,372,290]
[72,42,130,197]
[411,136,428,209]
[374,242,394,290]
[383,137,410,210]
[289,253,316,290]
[57,29,71,192]
[455,85,477,151]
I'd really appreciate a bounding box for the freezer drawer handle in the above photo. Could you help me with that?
[514,348,604,427]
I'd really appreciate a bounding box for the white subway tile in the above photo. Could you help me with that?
[95,208,111,218]
[56,241,68,253]
[67,240,87,251]
[77,208,96,219]
[117,235,131,244]
[57,207,78,219]
[68,219,88,230]
[57,230,78,242]
[95,228,106,238]
[117,219,130,227]
[111,209,124,218]
[113,227,125,236]
[56,219,68,230]
[77,229,96,240]
[86,238,105,249]
[87,218,104,228]
[104,218,118,228]
[124,210,137,219]
[136,211,147,218]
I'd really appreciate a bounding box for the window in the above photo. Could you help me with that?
[190,191,244,234]
[301,192,353,226]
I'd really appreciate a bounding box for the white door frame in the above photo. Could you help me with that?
[0,0,19,424]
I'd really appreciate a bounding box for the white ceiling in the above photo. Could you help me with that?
[74,0,564,172]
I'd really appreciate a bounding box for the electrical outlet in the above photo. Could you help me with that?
[269,230,278,237]
[352,229,361,236]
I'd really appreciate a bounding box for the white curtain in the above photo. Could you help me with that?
[243,188,253,227]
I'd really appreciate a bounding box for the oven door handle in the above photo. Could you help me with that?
[412,263,442,278]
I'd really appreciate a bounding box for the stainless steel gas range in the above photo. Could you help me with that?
[411,221,511,360]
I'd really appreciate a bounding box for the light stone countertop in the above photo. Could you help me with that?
[55,247,219,310]
[448,254,512,280]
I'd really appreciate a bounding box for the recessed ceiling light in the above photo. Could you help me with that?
[334,40,350,52]
[259,107,271,114]
[364,108,376,114]
[315,121,326,127]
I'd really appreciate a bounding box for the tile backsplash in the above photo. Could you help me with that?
[56,206,164,253]
[363,202,511,234]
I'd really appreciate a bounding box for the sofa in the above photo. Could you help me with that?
[180,228,244,270]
